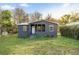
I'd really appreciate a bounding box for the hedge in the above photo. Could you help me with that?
[60,22,79,39]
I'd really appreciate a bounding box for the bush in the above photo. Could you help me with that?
[60,22,79,39]
[7,24,18,34]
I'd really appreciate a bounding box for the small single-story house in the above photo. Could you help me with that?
[18,20,58,38]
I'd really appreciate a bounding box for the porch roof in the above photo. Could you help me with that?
[17,23,29,25]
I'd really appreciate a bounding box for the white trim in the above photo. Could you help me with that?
[32,26,35,34]
[49,25,54,32]
[18,23,29,25]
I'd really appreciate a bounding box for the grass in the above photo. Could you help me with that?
[0,35,79,55]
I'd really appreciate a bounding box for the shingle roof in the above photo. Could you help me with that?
[18,20,58,25]
[30,20,58,25]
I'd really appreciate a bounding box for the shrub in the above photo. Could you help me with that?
[7,24,18,34]
[60,22,79,39]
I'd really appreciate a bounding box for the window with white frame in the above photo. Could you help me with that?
[49,25,54,32]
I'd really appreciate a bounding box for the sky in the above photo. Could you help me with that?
[0,3,79,19]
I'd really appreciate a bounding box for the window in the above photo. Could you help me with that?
[49,25,54,32]
[41,24,45,31]
[36,24,41,31]
[36,24,45,32]
[23,26,27,31]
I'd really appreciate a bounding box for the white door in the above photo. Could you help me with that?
[32,26,35,34]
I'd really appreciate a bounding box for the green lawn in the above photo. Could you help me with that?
[0,35,79,55]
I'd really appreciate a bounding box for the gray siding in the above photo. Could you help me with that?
[18,20,58,38]
[29,21,58,37]
[18,25,29,38]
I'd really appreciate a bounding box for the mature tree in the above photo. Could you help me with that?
[31,11,42,22]
[23,14,29,23]
[70,12,79,22]
[45,14,52,21]
[59,14,71,25]
[1,10,12,34]
[59,11,79,25]
[14,8,29,24]
[45,14,58,22]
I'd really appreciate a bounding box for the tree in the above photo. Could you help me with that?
[1,10,12,34]
[70,12,79,22]
[14,8,26,23]
[60,14,71,25]
[45,14,51,21]
[23,14,29,23]
[45,14,58,22]
[31,11,42,22]
[59,11,79,25]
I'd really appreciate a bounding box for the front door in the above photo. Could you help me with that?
[32,26,35,34]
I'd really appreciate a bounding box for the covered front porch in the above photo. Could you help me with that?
[30,24,45,35]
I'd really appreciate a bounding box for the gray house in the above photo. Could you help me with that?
[18,20,58,38]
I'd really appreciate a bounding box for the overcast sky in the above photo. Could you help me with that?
[0,3,79,19]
